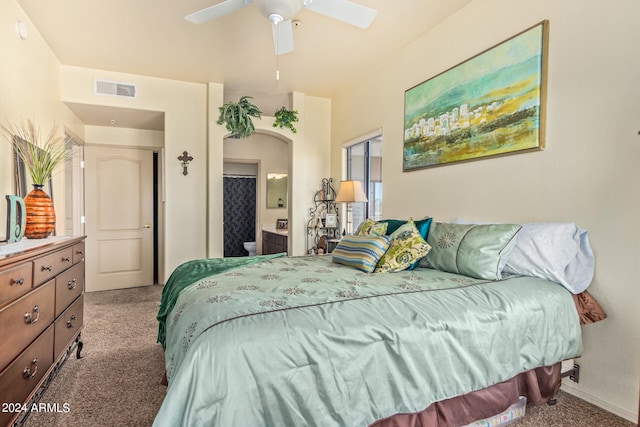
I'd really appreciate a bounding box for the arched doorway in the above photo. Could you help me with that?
[223,131,290,256]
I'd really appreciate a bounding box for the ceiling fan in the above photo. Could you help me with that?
[185,0,377,56]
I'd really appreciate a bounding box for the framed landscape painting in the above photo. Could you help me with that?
[403,20,548,171]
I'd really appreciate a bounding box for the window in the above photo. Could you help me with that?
[344,134,382,231]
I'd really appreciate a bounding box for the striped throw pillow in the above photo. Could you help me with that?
[332,235,391,273]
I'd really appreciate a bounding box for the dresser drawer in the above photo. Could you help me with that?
[0,280,55,371]
[54,295,83,359]
[33,247,74,286]
[0,325,54,427]
[72,241,85,265]
[55,261,84,317]
[0,262,33,307]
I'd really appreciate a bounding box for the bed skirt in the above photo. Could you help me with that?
[368,289,604,426]
[370,363,561,427]
[159,364,560,426]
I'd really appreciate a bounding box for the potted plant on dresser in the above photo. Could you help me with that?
[1,119,67,239]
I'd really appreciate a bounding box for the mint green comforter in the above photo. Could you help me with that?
[156,253,286,349]
[153,255,582,427]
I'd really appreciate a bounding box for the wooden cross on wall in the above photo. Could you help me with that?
[178,151,193,176]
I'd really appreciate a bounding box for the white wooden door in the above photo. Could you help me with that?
[85,146,154,292]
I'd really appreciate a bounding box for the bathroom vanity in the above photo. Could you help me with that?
[262,225,288,255]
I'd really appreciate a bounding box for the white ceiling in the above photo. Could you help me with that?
[17,0,472,130]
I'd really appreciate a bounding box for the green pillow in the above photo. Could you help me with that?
[375,220,432,273]
[332,235,391,273]
[420,222,521,280]
[355,218,388,236]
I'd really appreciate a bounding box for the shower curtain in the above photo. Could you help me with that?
[223,175,256,257]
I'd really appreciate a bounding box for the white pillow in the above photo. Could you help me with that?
[502,223,594,294]
[452,219,595,293]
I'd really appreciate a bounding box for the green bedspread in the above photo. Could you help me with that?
[156,253,286,349]
[154,255,582,427]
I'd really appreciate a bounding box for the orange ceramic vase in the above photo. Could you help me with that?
[23,185,56,239]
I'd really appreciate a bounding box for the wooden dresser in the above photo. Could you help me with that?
[0,236,85,427]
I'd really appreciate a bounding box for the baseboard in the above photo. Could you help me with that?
[561,382,638,423]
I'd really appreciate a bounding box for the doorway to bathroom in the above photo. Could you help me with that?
[223,166,257,257]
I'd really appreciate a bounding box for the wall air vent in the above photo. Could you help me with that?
[94,79,137,99]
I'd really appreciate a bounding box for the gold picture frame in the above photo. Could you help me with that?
[403,20,549,170]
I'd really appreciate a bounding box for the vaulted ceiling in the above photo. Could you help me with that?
[17,0,472,128]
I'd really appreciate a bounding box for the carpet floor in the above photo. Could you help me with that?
[22,285,635,427]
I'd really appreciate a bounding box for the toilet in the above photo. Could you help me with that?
[243,241,256,256]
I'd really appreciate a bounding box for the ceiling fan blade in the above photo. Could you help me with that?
[304,0,377,29]
[185,0,252,24]
[272,19,294,55]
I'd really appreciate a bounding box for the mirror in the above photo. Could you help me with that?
[13,142,28,197]
[13,140,53,198]
[266,173,287,208]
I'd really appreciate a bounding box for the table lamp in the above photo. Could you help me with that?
[335,180,368,234]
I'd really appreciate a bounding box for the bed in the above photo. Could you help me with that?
[153,220,605,427]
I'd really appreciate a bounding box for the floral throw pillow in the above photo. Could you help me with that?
[375,220,431,273]
[355,218,388,237]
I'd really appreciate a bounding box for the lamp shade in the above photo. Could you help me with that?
[335,180,368,203]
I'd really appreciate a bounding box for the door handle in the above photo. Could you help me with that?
[141,224,151,229]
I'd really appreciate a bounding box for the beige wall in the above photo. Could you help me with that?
[331,0,640,421]
[0,0,84,239]
[290,94,332,255]
[85,126,164,149]
[60,65,208,280]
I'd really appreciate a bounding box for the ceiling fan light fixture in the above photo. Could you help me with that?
[269,13,283,25]
[185,0,377,54]
[254,0,304,22]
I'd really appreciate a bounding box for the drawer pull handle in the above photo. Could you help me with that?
[24,305,40,324]
[67,314,77,328]
[23,358,38,379]
[68,279,77,290]
[11,277,25,286]
[76,250,84,255]
[62,257,71,263]
[41,265,53,272]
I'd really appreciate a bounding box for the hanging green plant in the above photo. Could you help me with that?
[217,96,262,139]
[272,107,298,133]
